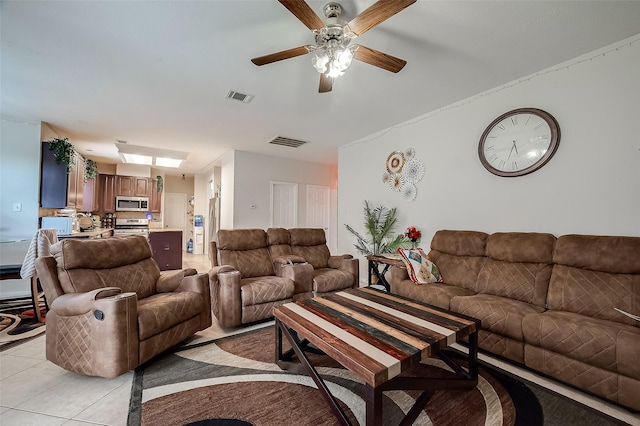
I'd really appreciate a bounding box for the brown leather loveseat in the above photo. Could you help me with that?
[209,228,359,327]
[390,230,640,411]
[35,235,212,378]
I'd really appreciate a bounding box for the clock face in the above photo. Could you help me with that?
[479,108,560,177]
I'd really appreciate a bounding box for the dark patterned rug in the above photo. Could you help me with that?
[128,326,545,426]
[0,300,46,351]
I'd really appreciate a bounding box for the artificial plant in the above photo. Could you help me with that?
[83,158,98,182]
[47,137,75,173]
[345,200,408,255]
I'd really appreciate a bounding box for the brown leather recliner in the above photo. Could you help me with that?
[273,228,359,296]
[209,229,312,327]
[34,235,211,378]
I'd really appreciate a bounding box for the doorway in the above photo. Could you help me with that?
[270,181,298,228]
[306,184,330,240]
[164,193,188,250]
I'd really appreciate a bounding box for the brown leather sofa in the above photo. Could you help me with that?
[209,228,359,327]
[267,228,359,297]
[209,229,313,327]
[34,235,212,378]
[389,230,640,411]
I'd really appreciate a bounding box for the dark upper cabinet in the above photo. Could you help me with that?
[40,143,68,208]
[40,142,93,210]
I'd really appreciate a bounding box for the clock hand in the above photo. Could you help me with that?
[513,140,519,155]
[507,142,516,161]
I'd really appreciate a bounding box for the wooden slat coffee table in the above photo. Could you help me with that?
[274,287,480,426]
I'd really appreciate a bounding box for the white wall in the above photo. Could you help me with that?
[219,150,235,230]
[0,118,42,298]
[220,150,337,252]
[338,36,640,279]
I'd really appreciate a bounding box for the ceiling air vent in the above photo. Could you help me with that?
[225,90,254,103]
[268,136,308,148]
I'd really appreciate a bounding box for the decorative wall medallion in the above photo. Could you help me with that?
[389,173,405,192]
[383,147,424,202]
[404,159,425,183]
[386,151,405,174]
[402,183,417,201]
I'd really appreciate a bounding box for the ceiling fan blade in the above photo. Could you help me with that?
[251,46,311,66]
[319,74,333,93]
[348,0,416,36]
[353,45,407,73]
[278,0,325,31]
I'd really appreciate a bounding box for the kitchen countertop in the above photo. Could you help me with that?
[149,228,183,233]
[60,228,114,238]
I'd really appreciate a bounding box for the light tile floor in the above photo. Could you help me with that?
[0,252,226,426]
[2,252,639,425]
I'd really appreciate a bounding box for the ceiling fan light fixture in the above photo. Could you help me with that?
[312,44,355,78]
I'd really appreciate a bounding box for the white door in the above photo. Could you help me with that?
[306,184,330,232]
[270,181,298,228]
[165,193,188,250]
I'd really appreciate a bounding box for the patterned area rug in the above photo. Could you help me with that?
[0,300,46,351]
[128,325,543,426]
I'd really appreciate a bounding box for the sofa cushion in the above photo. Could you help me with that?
[51,236,160,299]
[393,281,475,310]
[428,230,488,291]
[475,232,555,307]
[450,294,545,342]
[523,310,640,378]
[137,291,205,340]
[312,268,354,293]
[218,229,274,278]
[548,234,640,326]
[289,228,330,269]
[240,276,295,306]
[266,227,292,259]
[398,248,443,285]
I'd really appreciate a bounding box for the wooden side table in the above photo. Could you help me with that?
[366,254,404,292]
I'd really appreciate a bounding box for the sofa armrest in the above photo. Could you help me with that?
[157,269,197,293]
[49,287,124,316]
[208,266,242,327]
[328,254,353,269]
[174,272,212,330]
[273,255,308,266]
[46,288,139,378]
[389,265,410,291]
[275,260,313,296]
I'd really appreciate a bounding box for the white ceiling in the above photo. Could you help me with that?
[2,1,640,175]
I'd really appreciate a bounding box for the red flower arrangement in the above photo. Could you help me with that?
[405,226,421,247]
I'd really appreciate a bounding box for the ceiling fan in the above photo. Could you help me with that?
[251,0,416,93]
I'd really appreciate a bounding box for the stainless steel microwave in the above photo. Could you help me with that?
[115,196,149,212]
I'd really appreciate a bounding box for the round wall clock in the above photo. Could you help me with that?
[478,108,560,177]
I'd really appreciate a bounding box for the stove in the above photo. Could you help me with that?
[114,218,150,238]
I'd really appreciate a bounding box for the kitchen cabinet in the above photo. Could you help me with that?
[81,177,99,212]
[40,143,88,209]
[116,176,149,197]
[40,143,68,208]
[67,156,85,210]
[98,174,116,212]
[149,178,162,212]
[149,230,182,271]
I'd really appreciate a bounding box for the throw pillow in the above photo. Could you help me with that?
[397,248,444,285]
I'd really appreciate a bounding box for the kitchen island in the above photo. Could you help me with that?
[149,229,183,271]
